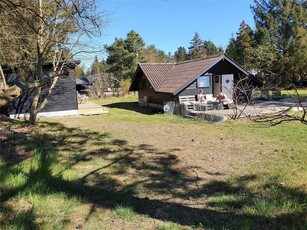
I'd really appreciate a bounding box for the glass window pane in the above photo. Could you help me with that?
[197,76,210,87]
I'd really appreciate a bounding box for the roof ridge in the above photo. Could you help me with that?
[176,53,224,65]
[139,63,175,65]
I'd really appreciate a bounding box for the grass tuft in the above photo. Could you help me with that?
[3,209,35,230]
[113,204,135,220]
[2,172,28,189]
[157,221,182,230]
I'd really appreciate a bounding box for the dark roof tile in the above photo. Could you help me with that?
[157,56,221,93]
[138,63,175,89]
[134,54,253,95]
[138,55,223,94]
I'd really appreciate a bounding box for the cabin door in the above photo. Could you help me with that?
[213,75,220,97]
[221,74,234,99]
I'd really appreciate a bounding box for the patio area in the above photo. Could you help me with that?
[186,98,306,122]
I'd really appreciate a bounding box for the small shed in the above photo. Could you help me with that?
[3,61,80,118]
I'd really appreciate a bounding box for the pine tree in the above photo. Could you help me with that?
[89,56,108,75]
[251,0,307,86]
[203,40,221,56]
[105,38,129,81]
[225,22,255,70]
[90,55,100,75]
[174,47,188,62]
[105,31,145,81]
[125,30,145,54]
[140,45,169,63]
[225,35,237,59]
[253,26,276,82]
[188,32,206,59]
[235,21,255,69]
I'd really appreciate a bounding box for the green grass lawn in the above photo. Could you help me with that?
[1,94,306,229]
[282,89,307,98]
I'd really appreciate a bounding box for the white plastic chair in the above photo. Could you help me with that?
[138,96,148,107]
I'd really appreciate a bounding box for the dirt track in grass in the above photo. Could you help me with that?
[52,116,277,202]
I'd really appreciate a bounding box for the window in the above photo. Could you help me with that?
[214,75,220,83]
[197,75,211,88]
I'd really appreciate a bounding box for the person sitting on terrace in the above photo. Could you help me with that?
[197,89,207,103]
[217,92,233,108]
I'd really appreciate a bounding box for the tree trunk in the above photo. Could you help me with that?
[29,87,41,125]
[29,0,44,126]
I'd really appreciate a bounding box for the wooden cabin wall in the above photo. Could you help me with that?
[7,69,78,114]
[138,74,174,104]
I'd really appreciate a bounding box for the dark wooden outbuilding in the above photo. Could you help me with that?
[2,61,79,118]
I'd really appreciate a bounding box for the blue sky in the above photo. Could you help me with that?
[80,0,256,67]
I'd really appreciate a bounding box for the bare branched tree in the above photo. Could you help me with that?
[229,76,256,120]
[0,0,110,124]
[228,76,307,125]
[252,90,307,125]
[87,73,114,97]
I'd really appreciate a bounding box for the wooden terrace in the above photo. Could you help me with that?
[78,102,108,116]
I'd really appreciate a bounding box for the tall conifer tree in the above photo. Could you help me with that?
[188,32,206,59]
[105,30,145,81]
[251,0,307,86]
[235,21,255,69]
[174,47,188,62]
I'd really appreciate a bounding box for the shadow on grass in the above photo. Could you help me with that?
[0,120,306,229]
[104,101,163,115]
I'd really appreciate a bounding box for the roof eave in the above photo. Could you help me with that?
[139,65,158,92]
[223,54,251,76]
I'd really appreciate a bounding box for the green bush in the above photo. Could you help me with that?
[120,79,131,95]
